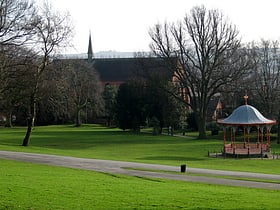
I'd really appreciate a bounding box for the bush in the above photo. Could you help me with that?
[207,121,220,135]
[150,117,161,135]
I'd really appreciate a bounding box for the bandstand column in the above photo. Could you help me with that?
[260,126,264,152]
[246,126,251,154]
[257,125,260,146]
[223,126,226,145]
[266,125,272,151]
[230,127,233,145]
[243,127,246,147]
[232,126,237,154]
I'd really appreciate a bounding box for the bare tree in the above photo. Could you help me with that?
[55,60,104,127]
[36,62,71,125]
[0,46,37,127]
[0,0,37,46]
[250,40,280,118]
[0,0,37,116]
[22,2,73,146]
[149,5,252,138]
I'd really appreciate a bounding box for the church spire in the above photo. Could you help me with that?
[87,32,93,63]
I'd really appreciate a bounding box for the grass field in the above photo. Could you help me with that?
[1,159,280,210]
[0,125,280,174]
[1,125,280,209]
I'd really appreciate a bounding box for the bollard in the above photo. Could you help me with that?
[180,164,186,173]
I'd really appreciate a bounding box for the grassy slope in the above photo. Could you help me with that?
[0,125,279,174]
[1,125,280,209]
[1,159,280,210]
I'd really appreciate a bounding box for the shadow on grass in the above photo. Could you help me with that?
[0,128,177,150]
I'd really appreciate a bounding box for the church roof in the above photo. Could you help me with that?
[217,104,276,126]
[84,34,175,85]
[92,57,175,84]
[93,58,136,83]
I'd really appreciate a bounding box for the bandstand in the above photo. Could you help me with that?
[217,96,276,157]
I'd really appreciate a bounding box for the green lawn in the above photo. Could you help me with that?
[0,125,280,174]
[1,125,280,209]
[1,159,280,210]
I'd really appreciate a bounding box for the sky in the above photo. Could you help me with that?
[42,0,280,54]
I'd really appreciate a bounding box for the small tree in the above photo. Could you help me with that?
[22,2,73,146]
[145,79,184,133]
[115,82,146,131]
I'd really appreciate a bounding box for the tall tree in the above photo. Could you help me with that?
[251,40,280,118]
[149,5,251,138]
[22,1,73,146]
[0,0,37,125]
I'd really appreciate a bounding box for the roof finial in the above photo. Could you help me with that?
[244,92,248,105]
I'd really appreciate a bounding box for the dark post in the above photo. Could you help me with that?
[180,164,186,173]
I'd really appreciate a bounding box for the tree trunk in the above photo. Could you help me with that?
[107,117,111,127]
[22,117,34,146]
[196,112,207,139]
[22,99,36,146]
[75,108,81,127]
[197,121,207,139]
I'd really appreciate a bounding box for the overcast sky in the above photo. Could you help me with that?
[43,0,280,54]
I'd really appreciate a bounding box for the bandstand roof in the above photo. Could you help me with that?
[217,104,276,126]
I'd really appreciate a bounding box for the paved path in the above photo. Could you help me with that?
[1,150,280,190]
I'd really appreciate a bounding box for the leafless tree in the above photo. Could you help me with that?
[149,5,252,138]
[0,0,37,113]
[22,1,73,146]
[54,59,104,127]
[249,40,280,118]
[0,0,37,46]
[0,46,37,127]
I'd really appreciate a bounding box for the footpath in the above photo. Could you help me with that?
[0,150,280,190]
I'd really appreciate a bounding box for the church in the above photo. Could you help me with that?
[86,34,174,87]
